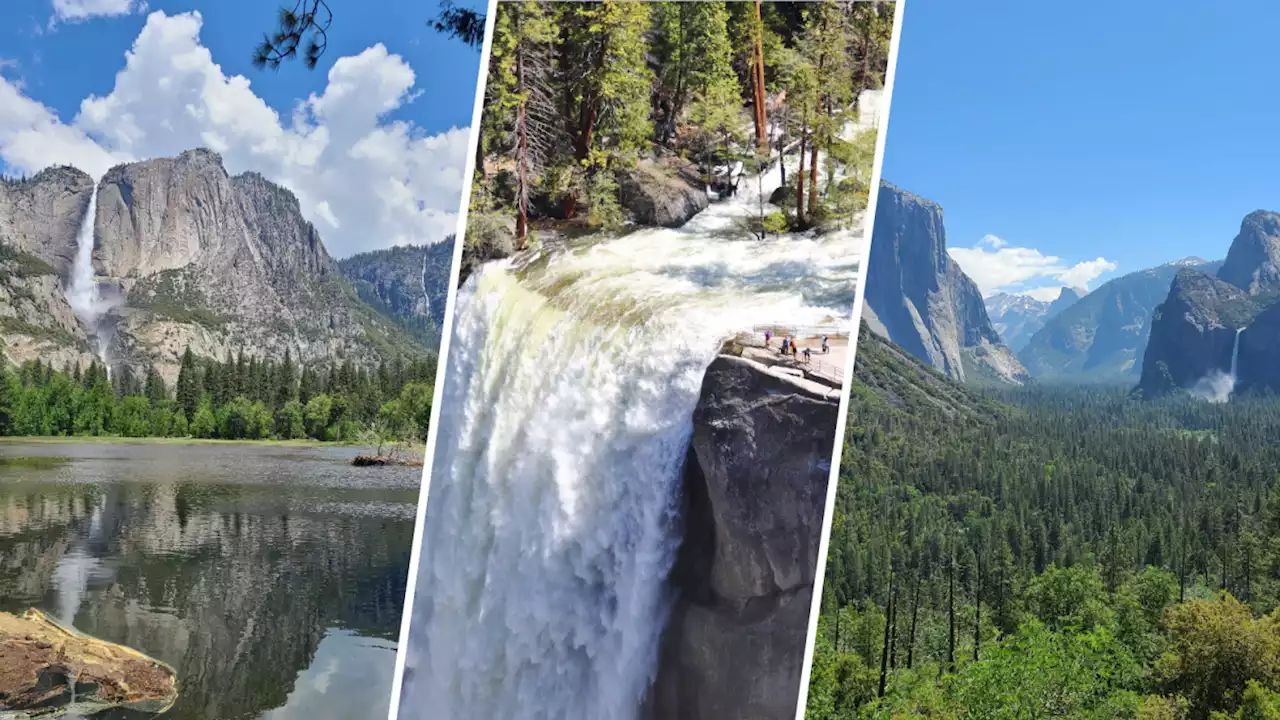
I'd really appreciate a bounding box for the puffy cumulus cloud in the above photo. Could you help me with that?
[51,0,146,23]
[1,10,468,257]
[949,236,1117,300]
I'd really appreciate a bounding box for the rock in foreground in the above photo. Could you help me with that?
[646,354,839,720]
[0,609,177,718]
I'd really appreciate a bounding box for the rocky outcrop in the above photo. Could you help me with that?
[617,160,708,228]
[1217,211,1280,294]
[1046,286,1084,318]
[0,167,93,278]
[864,181,1028,384]
[647,355,838,720]
[1019,259,1221,382]
[1137,268,1259,396]
[0,149,432,382]
[0,608,178,718]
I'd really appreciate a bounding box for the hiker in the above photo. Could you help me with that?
[765,330,772,346]
[781,337,790,355]
[822,336,829,354]
[803,347,811,364]
[789,337,796,355]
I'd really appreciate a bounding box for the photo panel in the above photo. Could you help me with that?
[0,1,485,717]
[392,2,900,719]
[803,2,1280,718]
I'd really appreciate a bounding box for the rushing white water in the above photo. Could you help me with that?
[1191,326,1246,403]
[400,118,871,719]
[67,184,110,363]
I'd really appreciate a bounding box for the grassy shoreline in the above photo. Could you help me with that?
[0,436,363,448]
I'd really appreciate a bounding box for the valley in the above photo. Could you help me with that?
[810,174,1280,719]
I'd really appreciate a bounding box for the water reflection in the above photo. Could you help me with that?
[0,442,419,720]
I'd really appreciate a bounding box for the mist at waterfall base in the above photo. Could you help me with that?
[399,152,863,720]
[1191,327,1246,403]
[66,184,112,363]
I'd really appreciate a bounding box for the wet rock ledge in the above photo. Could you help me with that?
[647,354,840,719]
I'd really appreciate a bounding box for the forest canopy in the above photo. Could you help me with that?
[808,329,1280,720]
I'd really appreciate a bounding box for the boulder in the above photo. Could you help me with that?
[0,608,178,718]
[458,212,517,288]
[616,162,708,228]
[646,354,839,720]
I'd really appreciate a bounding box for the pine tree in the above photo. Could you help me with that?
[176,347,201,421]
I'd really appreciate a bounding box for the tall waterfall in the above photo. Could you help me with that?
[399,132,868,720]
[1191,326,1246,403]
[66,184,109,364]
[1231,326,1244,378]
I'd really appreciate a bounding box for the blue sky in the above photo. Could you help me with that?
[0,0,484,256]
[882,0,1280,300]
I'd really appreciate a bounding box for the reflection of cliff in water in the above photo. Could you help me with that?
[0,449,415,720]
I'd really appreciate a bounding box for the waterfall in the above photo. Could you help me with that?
[399,129,869,720]
[66,184,109,365]
[1191,326,1246,403]
[1231,326,1244,379]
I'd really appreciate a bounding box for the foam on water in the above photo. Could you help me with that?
[400,117,874,720]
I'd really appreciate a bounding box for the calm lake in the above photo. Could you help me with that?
[0,441,421,719]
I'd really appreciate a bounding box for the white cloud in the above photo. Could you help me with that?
[1,10,467,257]
[949,235,1117,299]
[51,0,145,23]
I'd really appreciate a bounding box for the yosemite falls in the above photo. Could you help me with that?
[400,151,863,719]
[66,182,110,364]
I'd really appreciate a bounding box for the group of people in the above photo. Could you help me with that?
[763,331,830,365]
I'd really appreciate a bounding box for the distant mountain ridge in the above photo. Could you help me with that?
[985,286,1085,352]
[338,241,454,349]
[863,181,1028,385]
[1018,258,1223,383]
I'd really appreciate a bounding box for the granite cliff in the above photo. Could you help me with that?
[862,181,1028,385]
[647,354,839,720]
[0,150,434,383]
[1139,211,1280,397]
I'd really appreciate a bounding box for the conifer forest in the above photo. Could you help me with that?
[807,330,1280,720]
[466,0,892,258]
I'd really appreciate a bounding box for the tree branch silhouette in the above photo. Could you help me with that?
[252,0,484,72]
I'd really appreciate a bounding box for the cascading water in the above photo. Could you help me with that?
[1191,327,1246,403]
[67,184,110,366]
[400,121,871,720]
[1231,326,1244,378]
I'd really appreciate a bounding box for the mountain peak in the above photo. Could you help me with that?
[1218,210,1280,294]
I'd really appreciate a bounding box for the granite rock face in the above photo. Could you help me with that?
[647,354,838,720]
[1137,210,1280,398]
[1137,268,1258,396]
[0,149,430,381]
[0,167,93,278]
[1217,211,1280,295]
[864,181,1028,385]
[617,161,709,228]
